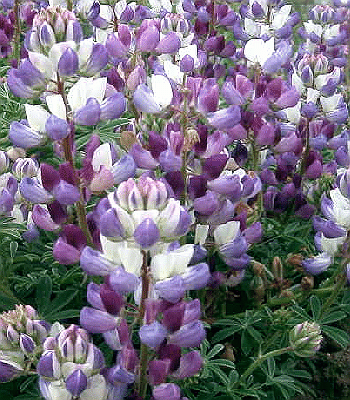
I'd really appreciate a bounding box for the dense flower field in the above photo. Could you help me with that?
[0,0,349,399]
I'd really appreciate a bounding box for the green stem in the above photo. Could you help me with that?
[233,347,292,388]
[320,258,347,317]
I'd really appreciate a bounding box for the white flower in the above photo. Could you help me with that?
[214,221,241,246]
[271,5,291,30]
[46,77,107,119]
[244,37,275,66]
[151,244,194,281]
[329,188,350,229]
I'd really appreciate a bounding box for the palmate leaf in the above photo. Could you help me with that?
[310,295,322,322]
[321,325,350,348]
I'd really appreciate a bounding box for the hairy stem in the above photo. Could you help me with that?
[137,250,150,398]
[13,0,21,63]
[233,347,292,388]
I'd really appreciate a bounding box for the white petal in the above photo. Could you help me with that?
[151,244,194,281]
[132,210,160,226]
[320,94,341,113]
[25,104,50,132]
[92,143,113,172]
[195,224,209,245]
[47,381,71,400]
[114,0,127,17]
[67,78,88,111]
[78,38,94,68]
[214,220,240,245]
[151,75,173,108]
[163,60,183,84]
[292,73,304,95]
[272,5,291,30]
[306,88,320,104]
[49,41,76,72]
[285,101,301,124]
[80,375,108,400]
[28,51,54,80]
[320,233,346,256]
[244,19,261,37]
[46,94,67,120]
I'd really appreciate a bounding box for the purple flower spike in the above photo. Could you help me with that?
[66,370,88,397]
[168,321,206,347]
[139,321,168,348]
[80,307,117,333]
[207,105,241,130]
[172,350,203,379]
[86,43,108,76]
[100,208,124,238]
[58,48,79,77]
[46,115,69,140]
[154,276,186,303]
[275,88,300,108]
[131,144,159,169]
[153,383,181,400]
[9,121,42,149]
[134,218,160,248]
[53,225,86,265]
[155,32,181,54]
[244,222,262,244]
[106,33,128,59]
[182,263,210,290]
[100,93,126,121]
[80,246,115,276]
[74,98,101,126]
[133,84,161,113]
[52,180,80,205]
[137,23,160,52]
[20,178,53,204]
[224,254,251,270]
[19,334,35,354]
[302,253,332,276]
[159,150,182,172]
[148,359,171,385]
[180,55,194,73]
[37,350,60,379]
[112,154,136,185]
[0,360,22,382]
[108,267,140,294]
[220,236,248,259]
[107,364,135,384]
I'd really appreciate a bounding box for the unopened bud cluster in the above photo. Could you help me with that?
[289,321,322,357]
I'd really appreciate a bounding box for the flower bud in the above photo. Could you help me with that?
[289,321,322,357]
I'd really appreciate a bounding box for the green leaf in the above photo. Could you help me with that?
[320,310,347,325]
[35,276,52,313]
[46,290,78,315]
[266,357,275,378]
[209,359,236,369]
[0,291,17,311]
[47,309,81,320]
[290,304,310,322]
[310,296,322,321]
[241,330,253,356]
[322,325,350,348]
[9,241,18,259]
[206,344,224,359]
[247,326,263,343]
[212,325,241,343]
